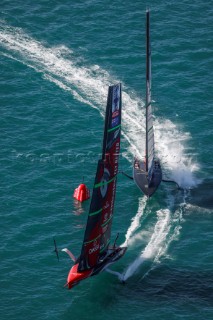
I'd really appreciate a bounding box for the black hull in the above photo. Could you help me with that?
[92,246,127,276]
[133,159,162,197]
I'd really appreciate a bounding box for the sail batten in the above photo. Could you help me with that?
[84,234,101,245]
[107,124,121,132]
[94,175,116,188]
[89,208,102,217]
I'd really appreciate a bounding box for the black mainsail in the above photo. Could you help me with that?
[133,10,162,197]
[64,84,127,289]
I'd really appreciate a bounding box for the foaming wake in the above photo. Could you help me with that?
[105,196,148,280]
[122,208,171,281]
[118,190,186,282]
[107,208,176,282]
[155,119,200,188]
[122,196,147,247]
[0,23,199,183]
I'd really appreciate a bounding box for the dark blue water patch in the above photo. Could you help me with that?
[60,263,213,320]
[188,179,213,210]
[146,266,213,305]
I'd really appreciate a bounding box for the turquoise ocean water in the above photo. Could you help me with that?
[1,1,212,319]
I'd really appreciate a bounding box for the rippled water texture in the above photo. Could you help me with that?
[1,1,212,319]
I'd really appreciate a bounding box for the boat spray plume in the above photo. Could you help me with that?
[122,196,147,247]
[122,209,170,281]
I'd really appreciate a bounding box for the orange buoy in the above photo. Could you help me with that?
[73,183,90,202]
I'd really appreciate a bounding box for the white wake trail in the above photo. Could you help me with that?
[122,196,147,247]
[0,35,200,194]
[123,209,171,281]
[0,24,199,186]
[0,25,144,157]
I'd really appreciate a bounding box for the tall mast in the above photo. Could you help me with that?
[102,87,111,160]
[145,9,151,172]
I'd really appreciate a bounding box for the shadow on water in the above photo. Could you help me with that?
[188,179,213,210]
[124,265,213,305]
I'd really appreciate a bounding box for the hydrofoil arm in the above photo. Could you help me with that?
[62,248,76,262]
[162,179,180,188]
[119,171,133,180]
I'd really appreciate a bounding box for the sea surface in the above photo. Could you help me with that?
[0,1,212,319]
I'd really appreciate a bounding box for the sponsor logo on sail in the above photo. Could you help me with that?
[100,168,110,197]
[89,240,99,255]
[111,116,119,128]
